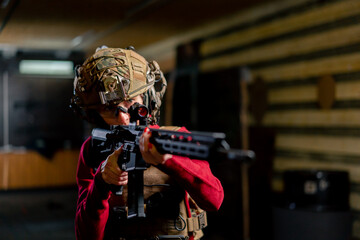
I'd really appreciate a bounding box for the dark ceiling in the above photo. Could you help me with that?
[0,0,269,60]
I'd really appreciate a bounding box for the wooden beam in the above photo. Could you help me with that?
[201,24,360,72]
[254,53,360,81]
[269,85,317,104]
[268,80,360,104]
[252,109,360,127]
[200,0,360,57]
[276,134,360,156]
[139,0,311,62]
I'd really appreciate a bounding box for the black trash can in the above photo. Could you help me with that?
[273,169,352,240]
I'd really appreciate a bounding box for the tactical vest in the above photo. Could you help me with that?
[87,128,207,240]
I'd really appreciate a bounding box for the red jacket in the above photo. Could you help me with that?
[75,126,224,240]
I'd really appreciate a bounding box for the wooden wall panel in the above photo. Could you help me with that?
[268,85,316,104]
[200,0,360,57]
[0,150,79,190]
[350,194,360,212]
[256,110,360,127]
[253,53,360,81]
[354,222,360,239]
[198,0,360,238]
[276,135,360,155]
[268,80,360,104]
[337,81,360,100]
[201,24,360,72]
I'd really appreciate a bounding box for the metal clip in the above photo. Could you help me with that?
[198,212,207,229]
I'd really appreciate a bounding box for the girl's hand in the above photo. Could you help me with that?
[101,146,128,185]
[139,128,172,165]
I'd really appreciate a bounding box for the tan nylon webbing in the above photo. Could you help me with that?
[159,126,182,131]
[124,50,133,99]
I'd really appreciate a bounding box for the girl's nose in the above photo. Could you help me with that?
[117,111,130,125]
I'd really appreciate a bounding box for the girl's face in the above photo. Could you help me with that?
[98,95,144,126]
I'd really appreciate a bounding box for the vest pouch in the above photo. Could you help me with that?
[146,189,183,218]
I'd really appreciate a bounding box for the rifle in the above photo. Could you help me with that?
[91,103,255,219]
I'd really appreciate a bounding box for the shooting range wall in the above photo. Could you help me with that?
[194,0,360,238]
[0,150,79,189]
[0,50,85,190]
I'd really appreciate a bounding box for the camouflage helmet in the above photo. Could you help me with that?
[71,46,167,125]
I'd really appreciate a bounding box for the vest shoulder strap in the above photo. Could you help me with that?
[160,126,182,131]
[179,194,208,240]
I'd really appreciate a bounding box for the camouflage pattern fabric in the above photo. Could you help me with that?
[72,47,167,125]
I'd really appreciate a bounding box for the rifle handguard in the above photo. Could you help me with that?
[91,125,255,219]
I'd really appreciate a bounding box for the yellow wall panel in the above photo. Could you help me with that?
[350,193,360,211]
[201,24,360,72]
[269,85,316,104]
[256,109,360,127]
[200,0,360,56]
[0,150,79,190]
[268,80,360,104]
[253,53,360,82]
[353,221,360,239]
[276,134,360,156]
[337,81,360,100]
[197,0,360,237]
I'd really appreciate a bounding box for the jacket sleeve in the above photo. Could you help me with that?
[75,137,111,240]
[159,127,224,211]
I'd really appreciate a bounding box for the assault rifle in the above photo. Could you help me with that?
[91,103,255,219]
